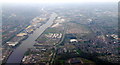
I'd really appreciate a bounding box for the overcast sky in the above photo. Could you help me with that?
[1,0,119,3]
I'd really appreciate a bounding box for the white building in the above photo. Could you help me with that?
[70,39,78,43]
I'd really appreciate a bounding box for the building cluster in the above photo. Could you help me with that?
[45,33,62,39]
[22,46,53,64]
[2,16,47,63]
[22,16,66,65]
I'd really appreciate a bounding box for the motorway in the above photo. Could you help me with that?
[6,13,57,64]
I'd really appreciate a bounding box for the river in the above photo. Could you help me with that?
[6,13,57,64]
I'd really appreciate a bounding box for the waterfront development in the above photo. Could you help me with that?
[2,2,120,65]
[6,13,57,63]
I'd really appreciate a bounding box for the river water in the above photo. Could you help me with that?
[6,13,57,64]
